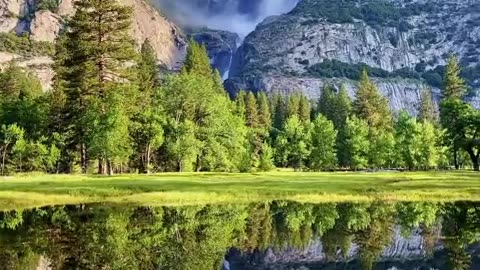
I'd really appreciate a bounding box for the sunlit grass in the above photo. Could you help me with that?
[0,171,478,210]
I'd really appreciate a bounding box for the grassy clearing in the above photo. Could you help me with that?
[0,171,478,210]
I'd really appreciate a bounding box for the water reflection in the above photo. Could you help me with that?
[0,201,479,270]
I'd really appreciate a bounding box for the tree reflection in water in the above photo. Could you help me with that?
[0,201,479,270]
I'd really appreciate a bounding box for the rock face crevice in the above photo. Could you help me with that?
[226,0,480,113]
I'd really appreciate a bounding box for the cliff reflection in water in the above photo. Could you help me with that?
[0,201,479,270]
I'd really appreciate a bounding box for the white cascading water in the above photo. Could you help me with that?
[154,0,300,79]
[223,42,234,80]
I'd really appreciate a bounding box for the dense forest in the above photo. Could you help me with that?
[0,0,478,175]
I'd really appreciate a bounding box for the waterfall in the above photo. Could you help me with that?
[223,42,235,80]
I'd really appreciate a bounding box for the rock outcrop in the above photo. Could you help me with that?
[227,0,480,113]
[0,0,187,89]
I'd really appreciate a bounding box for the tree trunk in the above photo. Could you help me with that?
[81,143,87,174]
[98,158,104,175]
[146,144,151,174]
[1,147,6,176]
[107,160,113,176]
[454,147,459,170]
[466,149,480,171]
[195,155,201,172]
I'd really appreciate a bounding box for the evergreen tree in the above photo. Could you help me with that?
[309,115,337,171]
[298,94,311,122]
[245,92,259,128]
[440,55,471,170]
[60,0,137,174]
[138,39,160,91]
[354,69,393,131]
[334,84,352,167]
[317,84,336,121]
[443,55,466,99]
[418,87,438,123]
[234,91,247,118]
[287,92,301,119]
[257,92,272,130]
[271,93,287,131]
[182,39,213,78]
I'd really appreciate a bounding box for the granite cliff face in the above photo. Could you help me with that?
[0,0,186,89]
[226,0,480,113]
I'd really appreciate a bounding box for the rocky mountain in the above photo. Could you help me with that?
[225,0,480,113]
[0,0,186,89]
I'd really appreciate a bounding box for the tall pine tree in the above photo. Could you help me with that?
[245,92,259,128]
[440,55,468,170]
[317,84,336,121]
[334,84,352,167]
[418,87,438,123]
[443,55,466,99]
[257,92,272,131]
[354,69,393,131]
[60,0,137,174]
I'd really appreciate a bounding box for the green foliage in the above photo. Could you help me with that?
[293,0,433,29]
[57,0,138,174]
[354,69,393,131]
[245,92,259,128]
[258,143,275,172]
[443,55,467,99]
[342,117,370,170]
[309,115,337,171]
[418,87,438,123]
[257,92,272,130]
[0,33,54,57]
[0,124,24,175]
[308,59,390,80]
[440,55,480,171]
[275,116,311,170]
[317,84,336,121]
[182,39,214,77]
[36,0,59,12]
[130,40,164,173]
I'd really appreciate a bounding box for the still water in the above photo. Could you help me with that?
[0,201,479,270]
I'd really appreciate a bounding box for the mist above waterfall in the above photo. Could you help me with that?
[153,0,299,38]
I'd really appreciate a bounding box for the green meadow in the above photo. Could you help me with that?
[0,171,477,210]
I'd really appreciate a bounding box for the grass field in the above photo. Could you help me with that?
[0,171,478,210]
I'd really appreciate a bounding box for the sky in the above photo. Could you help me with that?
[153,0,299,39]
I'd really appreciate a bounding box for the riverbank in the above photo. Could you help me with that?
[0,171,478,210]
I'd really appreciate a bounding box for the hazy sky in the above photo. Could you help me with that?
[154,0,299,38]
